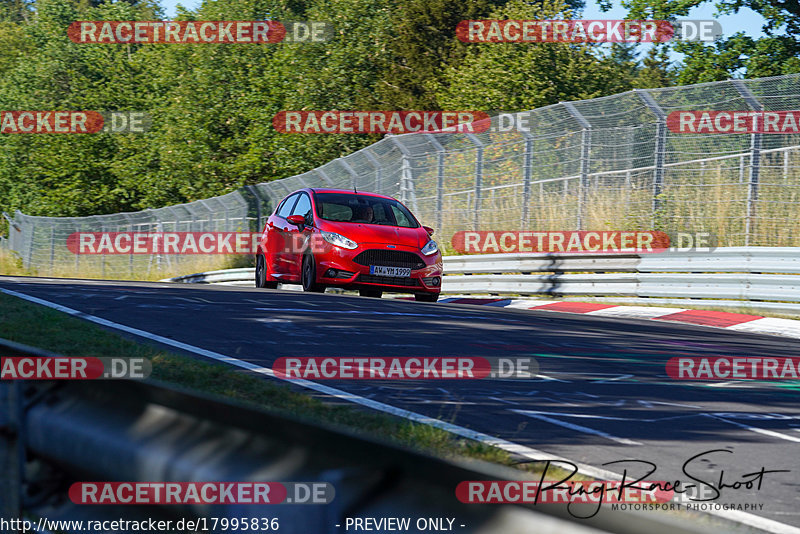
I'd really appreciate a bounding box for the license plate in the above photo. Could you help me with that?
[370,265,411,277]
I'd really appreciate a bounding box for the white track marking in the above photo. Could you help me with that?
[2,285,799,534]
[513,409,643,445]
[708,414,800,443]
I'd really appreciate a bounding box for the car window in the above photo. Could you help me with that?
[277,194,298,218]
[390,205,413,227]
[314,193,419,228]
[291,193,312,221]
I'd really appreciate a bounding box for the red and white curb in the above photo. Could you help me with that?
[439,297,800,340]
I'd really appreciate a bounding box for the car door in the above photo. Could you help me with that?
[265,193,299,277]
[284,192,313,279]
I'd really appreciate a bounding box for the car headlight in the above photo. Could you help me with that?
[321,231,357,250]
[421,239,439,256]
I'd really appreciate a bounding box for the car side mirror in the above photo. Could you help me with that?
[287,215,305,226]
[423,226,435,236]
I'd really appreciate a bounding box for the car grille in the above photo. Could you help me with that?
[358,275,421,287]
[353,249,425,270]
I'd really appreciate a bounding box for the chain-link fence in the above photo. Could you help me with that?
[2,74,800,278]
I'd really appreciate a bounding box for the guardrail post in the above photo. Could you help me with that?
[562,102,592,230]
[363,148,382,194]
[425,134,446,233]
[0,381,23,521]
[732,79,763,246]
[636,90,667,223]
[465,134,484,231]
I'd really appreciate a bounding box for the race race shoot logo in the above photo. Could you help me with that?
[456,20,721,43]
[68,21,333,44]
[273,357,539,380]
[67,232,263,255]
[272,111,491,134]
[667,111,800,134]
[69,482,334,505]
[667,356,800,380]
[0,357,151,380]
[0,111,151,134]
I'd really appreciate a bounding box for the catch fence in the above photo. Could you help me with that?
[2,74,800,277]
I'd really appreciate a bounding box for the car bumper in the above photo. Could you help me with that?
[317,244,442,293]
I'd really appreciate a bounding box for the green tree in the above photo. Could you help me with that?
[435,0,635,110]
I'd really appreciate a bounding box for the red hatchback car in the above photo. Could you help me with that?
[255,188,443,301]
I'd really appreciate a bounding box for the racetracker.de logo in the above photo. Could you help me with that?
[68,21,286,43]
[272,356,538,379]
[67,232,264,255]
[1,111,151,134]
[667,357,800,380]
[273,111,491,134]
[456,480,673,505]
[456,20,721,43]
[0,357,151,380]
[69,482,334,505]
[452,231,671,254]
[667,111,800,134]
[0,111,104,134]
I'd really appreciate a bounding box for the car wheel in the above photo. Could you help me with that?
[301,254,325,293]
[255,254,278,289]
[415,293,439,302]
[359,289,383,298]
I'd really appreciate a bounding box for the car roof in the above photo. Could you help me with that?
[308,188,396,200]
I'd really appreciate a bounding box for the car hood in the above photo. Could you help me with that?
[319,221,427,248]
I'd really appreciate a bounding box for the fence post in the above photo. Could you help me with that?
[387,136,417,210]
[337,158,360,192]
[562,102,592,230]
[636,90,667,223]
[246,185,264,232]
[425,134,446,233]
[315,169,334,188]
[363,149,382,194]
[24,213,34,270]
[731,79,763,246]
[520,127,534,228]
[465,134,484,231]
[49,225,55,274]
[784,149,790,183]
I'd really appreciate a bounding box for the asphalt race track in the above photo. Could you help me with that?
[2,276,799,532]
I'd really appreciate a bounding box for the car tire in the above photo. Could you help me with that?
[255,253,278,289]
[415,293,439,302]
[301,254,325,293]
[359,289,383,298]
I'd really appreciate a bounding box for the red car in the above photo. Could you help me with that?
[255,188,443,301]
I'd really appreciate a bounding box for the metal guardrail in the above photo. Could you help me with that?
[164,248,800,314]
[162,267,257,286]
[0,338,730,534]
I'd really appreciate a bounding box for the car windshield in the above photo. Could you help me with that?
[313,193,420,228]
